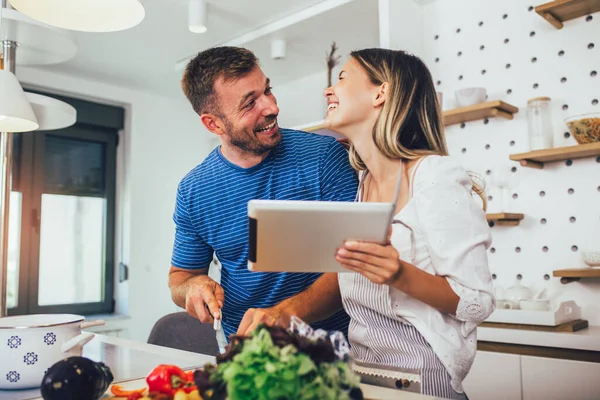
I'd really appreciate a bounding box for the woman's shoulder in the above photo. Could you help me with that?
[412,155,472,192]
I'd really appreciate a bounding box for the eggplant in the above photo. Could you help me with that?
[41,356,113,400]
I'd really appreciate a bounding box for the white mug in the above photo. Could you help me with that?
[0,314,104,389]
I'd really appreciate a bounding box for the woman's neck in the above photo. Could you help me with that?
[352,132,401,184]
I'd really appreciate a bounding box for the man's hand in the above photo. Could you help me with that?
[237,306,291,336]
[185,275,224,323]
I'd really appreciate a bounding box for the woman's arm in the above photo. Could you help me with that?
[337,241,459,314]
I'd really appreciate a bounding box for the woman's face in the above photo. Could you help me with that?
[324,57,382,139]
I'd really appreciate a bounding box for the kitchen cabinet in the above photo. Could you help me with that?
[521,356,600,400]
[463,351,522,400]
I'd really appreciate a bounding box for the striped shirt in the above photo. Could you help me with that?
[171,129,358,340]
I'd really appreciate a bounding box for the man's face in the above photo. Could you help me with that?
[212,66,281,156]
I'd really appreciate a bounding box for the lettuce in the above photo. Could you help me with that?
[210,327,362,400]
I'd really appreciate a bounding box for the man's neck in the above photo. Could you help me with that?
[219,144,272,169]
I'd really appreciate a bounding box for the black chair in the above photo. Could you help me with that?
[147,312,219,356]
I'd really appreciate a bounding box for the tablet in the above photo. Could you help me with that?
[247,199,394,273]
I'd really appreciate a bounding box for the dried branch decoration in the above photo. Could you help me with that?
[326,41,341,87]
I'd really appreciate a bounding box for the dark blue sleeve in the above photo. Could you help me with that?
[319,139,359,202]
[170,180,214,269]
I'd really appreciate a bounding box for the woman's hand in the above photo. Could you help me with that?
[335,240,404,285]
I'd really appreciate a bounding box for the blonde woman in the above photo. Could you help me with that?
[325,49,495,399]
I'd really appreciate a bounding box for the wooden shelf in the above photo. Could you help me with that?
[486,213,524,226]
[443,100,519,127]
[292,120,343,139]
[535,0,600,29]
[553,268,600,284]
[303,122,325,132]
[509,142,600,169]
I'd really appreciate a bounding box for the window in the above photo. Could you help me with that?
[7,90,123,316]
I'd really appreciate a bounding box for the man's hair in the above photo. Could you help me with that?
[181,46,259,115]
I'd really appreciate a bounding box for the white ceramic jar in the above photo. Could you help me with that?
[0,314,104,389]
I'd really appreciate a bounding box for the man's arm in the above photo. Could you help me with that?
[236,273,343,336]
[170,180,222,323]
[168,266,224,323]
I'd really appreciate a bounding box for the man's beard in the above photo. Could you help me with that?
[224,116,282,156]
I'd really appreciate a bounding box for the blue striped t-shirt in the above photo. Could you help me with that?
[171,129,359,340]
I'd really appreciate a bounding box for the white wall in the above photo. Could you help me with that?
[17,66,214,341]
[389,0,425,57]
[276,69,340,129]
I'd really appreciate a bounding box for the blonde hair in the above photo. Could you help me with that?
[349,49,487,210]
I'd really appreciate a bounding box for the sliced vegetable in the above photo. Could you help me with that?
[110,384,147,397]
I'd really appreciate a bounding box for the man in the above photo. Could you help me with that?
[169,46,358,347]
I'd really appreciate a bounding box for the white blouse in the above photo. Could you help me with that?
[339,155,496,393]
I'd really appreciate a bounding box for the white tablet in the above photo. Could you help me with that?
[247,199,394,273]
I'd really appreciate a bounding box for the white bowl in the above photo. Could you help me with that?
[455,87,487,108]
[582,251,600,267]
[0,314,104,389]
[519,299,550,311]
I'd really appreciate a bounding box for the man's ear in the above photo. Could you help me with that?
[200,113,225,136]
[373,82,389,107]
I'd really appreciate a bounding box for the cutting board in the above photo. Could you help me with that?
[480,319,588,332]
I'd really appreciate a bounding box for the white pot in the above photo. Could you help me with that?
[0,314,104,389]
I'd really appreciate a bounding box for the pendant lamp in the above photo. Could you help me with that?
[25,93,76,131]
[8,0,145,32]
[0,69,39,132]
[189,0,207,33]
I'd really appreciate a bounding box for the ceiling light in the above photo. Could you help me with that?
[189,0,208,33]
[271,39,286,60]
[25,93,77,131]
[0,70,39,132]
[7,0,145,33]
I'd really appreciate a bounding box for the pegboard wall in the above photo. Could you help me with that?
[423,0,600,324]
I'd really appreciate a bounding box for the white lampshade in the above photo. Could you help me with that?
[0,70,39,132]
[189,0,208,33]
[8,0,145,33]
[25,93,76,131]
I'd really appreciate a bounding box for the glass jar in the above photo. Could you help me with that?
[526,97,554,150]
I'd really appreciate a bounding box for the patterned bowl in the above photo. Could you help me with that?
[564,113,600,144]
[0,314,103,389]
[582,251,600,267]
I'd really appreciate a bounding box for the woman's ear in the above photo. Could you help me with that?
[373,82,389,107]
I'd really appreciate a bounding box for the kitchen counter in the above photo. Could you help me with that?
[477,325,600,352]
[0,334,439,400]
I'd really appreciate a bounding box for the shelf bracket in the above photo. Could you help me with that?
[560,277,581,284]
[519,159,544,169]
[541,12,564,29]
[492,109,514,120]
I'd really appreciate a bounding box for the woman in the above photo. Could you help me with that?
[325,48,495,399]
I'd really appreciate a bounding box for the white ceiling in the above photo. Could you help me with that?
[24,0,379,98]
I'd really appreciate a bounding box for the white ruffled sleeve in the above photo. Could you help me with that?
[412,156,496,335]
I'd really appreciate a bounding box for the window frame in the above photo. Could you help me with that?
[7,89,123,316]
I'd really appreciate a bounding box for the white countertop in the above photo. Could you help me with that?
[0,334,436,400]
[477,325,600,352]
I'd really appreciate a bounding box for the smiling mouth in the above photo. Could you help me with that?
[327,103,338,112]
[256,120,277,132]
